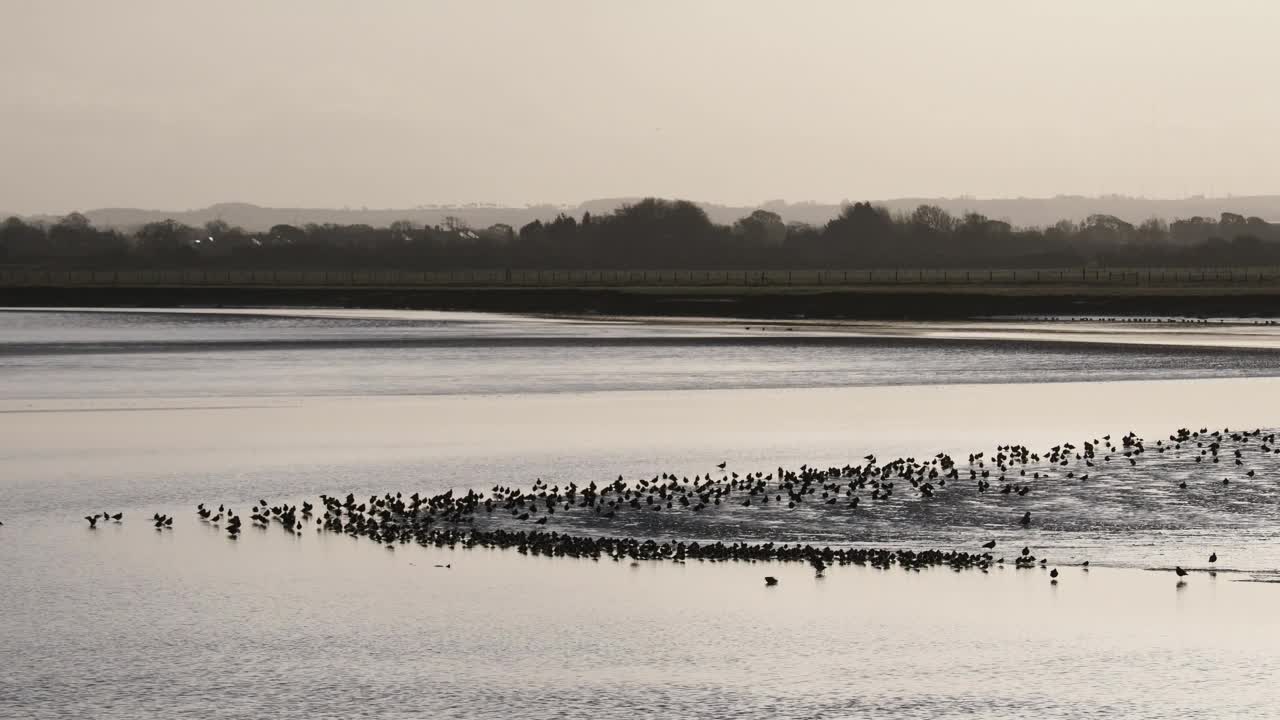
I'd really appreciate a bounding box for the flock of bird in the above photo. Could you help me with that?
[56,424,1275,587]
[82,512,123,528]
[1026,316,1278,325]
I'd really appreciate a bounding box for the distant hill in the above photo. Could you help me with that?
[15,195,1280,231]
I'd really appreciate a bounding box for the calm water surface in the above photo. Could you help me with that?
[3,308,1280,719]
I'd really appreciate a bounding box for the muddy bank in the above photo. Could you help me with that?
[6,285,1280,319]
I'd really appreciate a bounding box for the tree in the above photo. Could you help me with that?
[0,216,47,260]
[268,223,307,245]
[827,202,892,234]
[48,212,95,254]
[733,210,786,246]
[518,219,545,244]
[910,204,956,234]
[1171,216,1214,245]
[1135,218,1169,245]
[136,219,197,257]
[481,223,515,245]
[204,219,231,239]
[1081,214,1135,244]
[607,198,716,264]
[1219,212,1246,228]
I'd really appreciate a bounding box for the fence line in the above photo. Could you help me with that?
[5,267,1280,288]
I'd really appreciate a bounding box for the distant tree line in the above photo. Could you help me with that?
[4,199,1280,270]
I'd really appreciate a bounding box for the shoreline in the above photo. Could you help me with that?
[7,284,1280,319]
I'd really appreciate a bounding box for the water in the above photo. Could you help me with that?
[4,308,1280,718]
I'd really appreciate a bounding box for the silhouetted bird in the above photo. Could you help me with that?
[982,540,996,549]
[84,515,98,528]
[764,576,779,586]
[1209,552,1217,564]
[1020,511,1031,526]
[1175,566,1188,577]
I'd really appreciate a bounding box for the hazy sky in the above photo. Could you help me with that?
[4,1,1280,213]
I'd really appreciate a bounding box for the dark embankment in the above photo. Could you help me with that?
[7,284,1280,319]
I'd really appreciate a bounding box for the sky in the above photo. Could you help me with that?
[3,0,1280,214]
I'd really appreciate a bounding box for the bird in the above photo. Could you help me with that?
[111,513,122,522]
[982,540,997,549]
[1019,511,1031,526]
[1209,552,1217,564]
[1175,566,1188,578]
[1050,568,1059,579]
[84,515,98,528]
[764,576,779,586]
[717,462,727,469]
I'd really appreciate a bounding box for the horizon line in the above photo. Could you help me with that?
[12,192,1280,218]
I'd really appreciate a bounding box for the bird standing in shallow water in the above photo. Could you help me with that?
[982,540,996,549]
[764,576,778,586]
[1020,511,1031,526]
[1209,552,1217,564]
[1175,566,1188,578]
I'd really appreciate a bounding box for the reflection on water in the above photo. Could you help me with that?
[4,308,1280,719]
[2,309,1280,400]
[4,531,1279,720]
